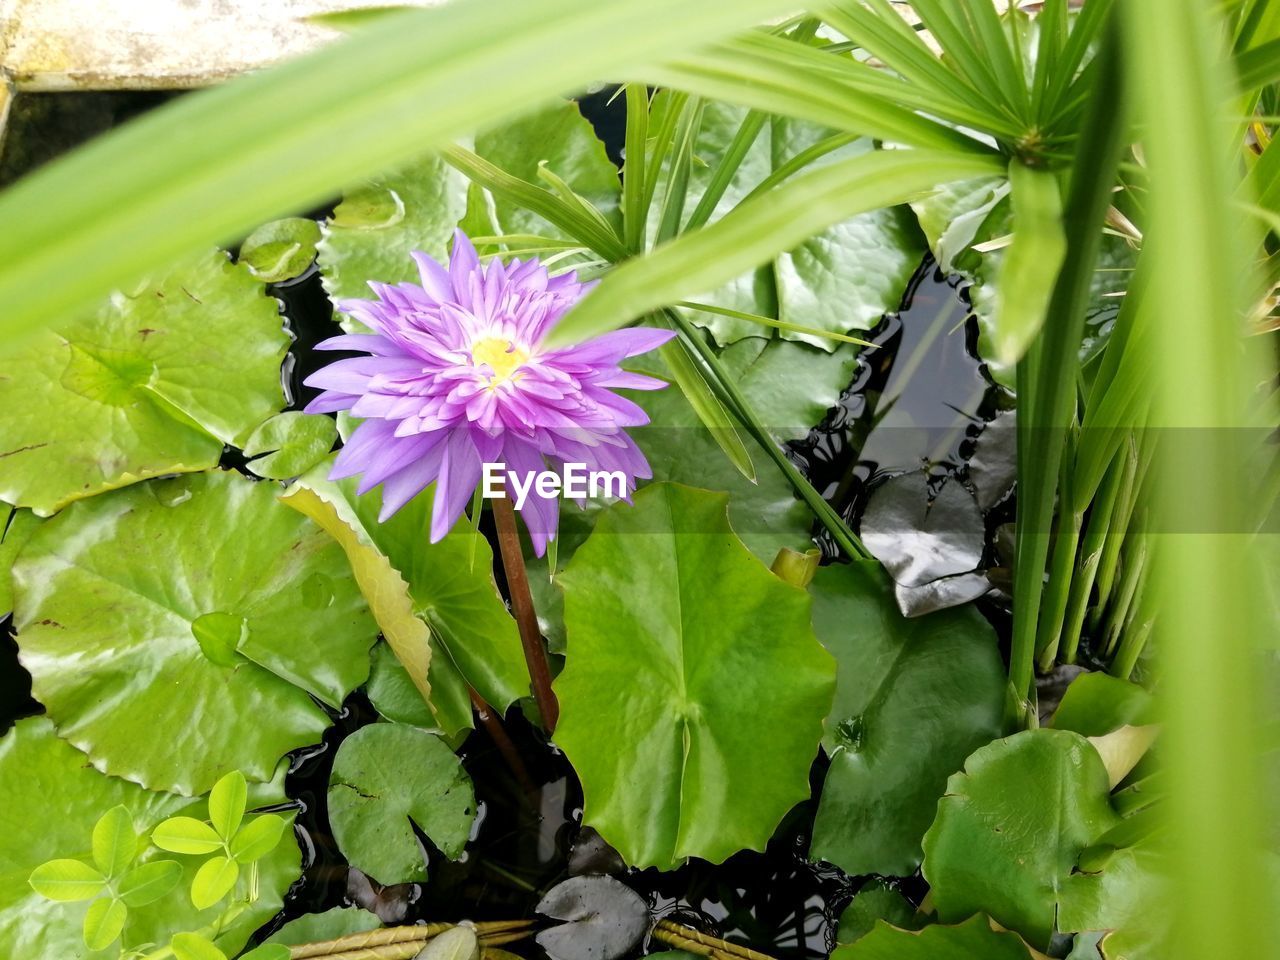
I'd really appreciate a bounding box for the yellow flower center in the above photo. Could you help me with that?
[471,336,529,386]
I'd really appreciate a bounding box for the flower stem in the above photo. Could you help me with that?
[491,495,559,733]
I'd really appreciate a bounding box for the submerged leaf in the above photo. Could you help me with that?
[13,471,375,794]
[834,880,922,946]
[0,251,287,514]
[535,876,649,960]
[243,412,338,480]
[831,914,1042,960]
[327,723,475,883]
[810,563,1004,876]
[265,906,381,947]
[555,483,835,869]
[239,218,322,283]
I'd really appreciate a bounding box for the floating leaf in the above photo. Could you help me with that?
[239,218,322,283]
[365,642,437,728]
[1058,836,1172,960]
[243,412,338,480]
[555,483,835,869]
[831,914,1041,960]
[892,571,992,618]
[318,155,468,303]
[834,880,922,946]
[91,806,136,879]
[0,717,298,960]
[535,876,649,960]
[1050,673,1157,737]
[172,932,228,960]
[117,861,182,908]
[152,818,224,856]
[13,471,375,794]
[27,861,106,903]
[0,251,287,514]
[81,898,126,952]
[469,99,621,238]
[283,469,527,736]
[327,723,475,884]
[0,506,39,616]
[810,562,1004,876]
[717,336,860,441]
[967,410,1017,511]
[922,729,1121,949]
[265,906,381,947]
[859,473,985,588]
[190,857,239,911]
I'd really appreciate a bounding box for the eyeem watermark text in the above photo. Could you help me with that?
[482,463,626,510]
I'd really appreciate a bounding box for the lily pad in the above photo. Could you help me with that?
[265,906,381,947]
[327,723,475,883]
[554,483,835,869]
[835,880,922,946]
[13,471,375,794]
[0,251,287,514]
[0,717,298,960]
[535,876,649,960]
[0,507,39,617]
[809,562,1004,876]
[967,410,1018,510]
[859,473,985,588]
[1058,836,1172,960]
[318,154,469,303]
[283,468,528,736]
[831,914,1042,960]
[239,218,322,283]
[1050,673,1157,737]
[922,729,1121,949]
[718,336,861,441]
[243,412,338,480]
[470,99,621,238]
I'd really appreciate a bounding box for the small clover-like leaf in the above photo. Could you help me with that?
[92,804,137,878]
[82,897,127,951]
[28,859,107,901]
[230,813,288,864]
[171,931,229,960]
[191,855,239,910]
[118,860,183,907]
[153,817,224,855]
[209,771,248,841]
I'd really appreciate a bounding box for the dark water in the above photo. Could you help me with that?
[0,90,1002,959]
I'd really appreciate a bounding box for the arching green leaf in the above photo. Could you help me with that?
[0,252,286,514]
[327,723,475,883]
[809,562,1005,877]
[554,483,835,869]
[13,471,375,794]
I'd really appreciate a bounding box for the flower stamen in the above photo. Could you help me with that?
[471,336,528,386]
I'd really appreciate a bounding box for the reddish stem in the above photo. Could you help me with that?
[491,495,559,733]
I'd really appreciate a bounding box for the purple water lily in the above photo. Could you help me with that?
[304,231,675,555]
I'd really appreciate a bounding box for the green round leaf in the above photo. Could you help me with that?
[366,641,437,728]
[152,818,223,856]
[328,723,475,883]
[239,218,322,283]
[809,562,1005,876]
[190,856,239,911]
[13,471,375,794]
[0,507,39,618]
[835,880,922,947]
[82,897,126,952]
[0,718,299,960]
[0,251,287,514]
[1058,836,1172,960]
[554,483,836,870]
[171,931,228,960]
[28,860,106,902]
[264,906,381,947]
[117,861,182,908]
[831,914,1039,960]
[91,805,137,878]
[229,814,289,864]
[1050,672,1157,737]
[318,155,468,303]
[922,729,1122,949]
[209,772,248,841]
[244,412,338,481]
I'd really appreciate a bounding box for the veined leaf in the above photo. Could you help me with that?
[0,0,799,344]
[546,149,1002,347]
[208,771,248,842]
[117,860,183,908]
[91,806,137,879]
[27,860,106,902]
[82,897,127,952]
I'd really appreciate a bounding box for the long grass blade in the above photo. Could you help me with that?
[993,161,1067,364]
[545,149,1003,347]
[0,0,797,343]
